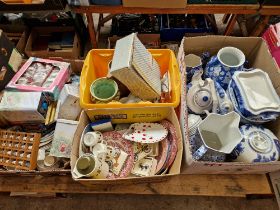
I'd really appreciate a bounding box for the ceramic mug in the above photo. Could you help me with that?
[192,111,242,161]
[83,131,103,152]
[184,54,203,83]
[90,77,119,103]
[205,47,246,90]
[91,142,108,162]
[72,153,109,179]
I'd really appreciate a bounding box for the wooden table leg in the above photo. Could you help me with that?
[86,12,98,48]
[222,14,231,24]
[250,15,270,37]
[224,14,237,36]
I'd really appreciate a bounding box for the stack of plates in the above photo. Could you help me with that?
[188,114,202,136]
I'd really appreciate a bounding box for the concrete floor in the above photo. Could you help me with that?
[0,193,278,210]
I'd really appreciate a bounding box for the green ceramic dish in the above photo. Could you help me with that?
[90,77,118,102]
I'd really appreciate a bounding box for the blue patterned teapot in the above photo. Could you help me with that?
[205,47,246,90]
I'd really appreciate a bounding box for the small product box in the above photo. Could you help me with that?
[0,91,51,124]
[57,84,81,121]
[6,57,71,100]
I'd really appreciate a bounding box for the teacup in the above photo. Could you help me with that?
[72,153,109,179]
[192,111,242,161]
[83,131,103,152]
[91,142,108,162]
[90,77,119,103]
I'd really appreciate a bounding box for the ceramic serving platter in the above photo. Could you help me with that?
[155,138,169,174]
[123,123,168,143]
[233,69,280,115]
[160,120,178,169]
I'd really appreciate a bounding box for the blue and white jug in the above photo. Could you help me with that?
[205,47,245,90]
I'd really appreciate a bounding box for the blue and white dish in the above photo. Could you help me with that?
[227,82,274,124]
[231,69,280,116]
[228,79,279,122]
[230,124,280,163]
[205,47,245,90]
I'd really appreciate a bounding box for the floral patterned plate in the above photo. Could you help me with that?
[102,131,134,179]
[160,120,178,169]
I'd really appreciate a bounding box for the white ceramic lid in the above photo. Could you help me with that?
[233,69,280,115]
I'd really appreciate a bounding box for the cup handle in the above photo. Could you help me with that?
[203,110,211,116]
[193,144,208,161]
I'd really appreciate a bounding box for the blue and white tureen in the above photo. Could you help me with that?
[231,124,280,163]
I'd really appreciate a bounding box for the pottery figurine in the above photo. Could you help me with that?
[205,47,246,90]
[231,124,280,163]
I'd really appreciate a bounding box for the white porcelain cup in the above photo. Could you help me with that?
[91,142,107,162]
[72,153,109,179]
[83,131,103,152]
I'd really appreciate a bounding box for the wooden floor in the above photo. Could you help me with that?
[0,193,278,210]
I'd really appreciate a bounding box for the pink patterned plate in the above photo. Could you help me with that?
[123,123,168,143]
[155,138,169,174]
[102,131,134,179]
[160,120,178,169]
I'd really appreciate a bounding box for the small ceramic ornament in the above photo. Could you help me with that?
[133,143,153,162]
[131,157,157,177]
[123,123,168,143]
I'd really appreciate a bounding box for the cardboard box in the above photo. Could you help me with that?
[6,57,71,101]
[0,25,28,54]
[71,107,183,185]
[178,36,280,174]
[0,30,22,91]
[108,34,161,49]
[123,0,186,8]
[25,27,80,59]
[0,91,47,124]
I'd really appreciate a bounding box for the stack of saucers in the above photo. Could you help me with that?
[188,114,202,136]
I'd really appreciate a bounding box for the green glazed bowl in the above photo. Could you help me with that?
[90,77,119,102]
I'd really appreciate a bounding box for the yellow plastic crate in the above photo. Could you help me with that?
[80,49,181,122]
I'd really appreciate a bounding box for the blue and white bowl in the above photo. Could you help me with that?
[230,124,280,163]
